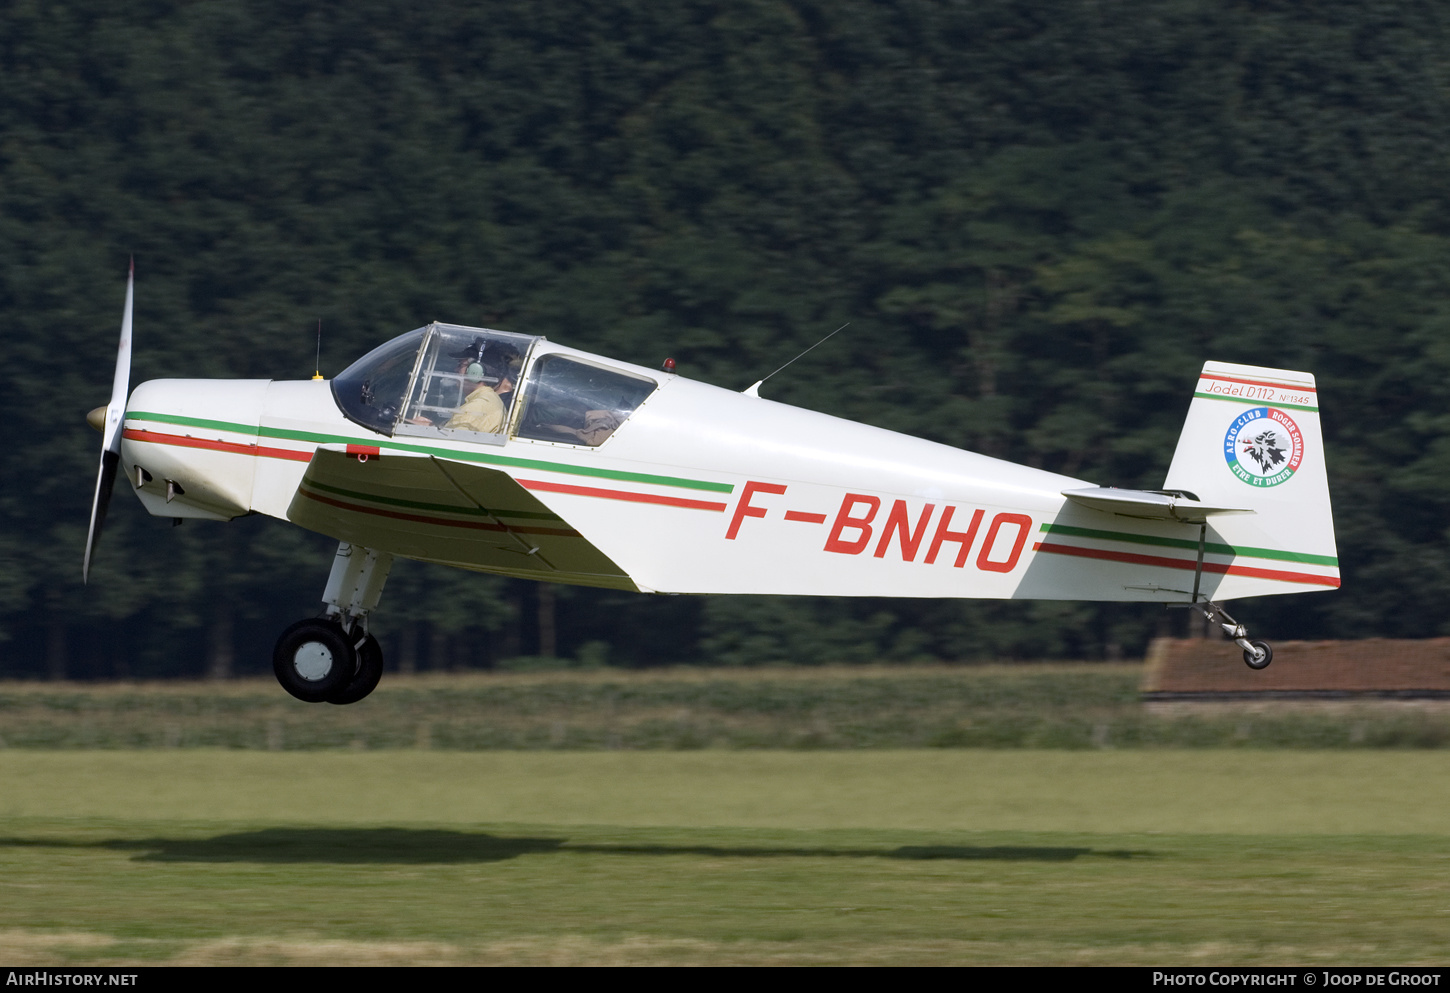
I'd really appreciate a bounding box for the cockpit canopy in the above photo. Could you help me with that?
[331,322,658,449]
[332,323,538,440]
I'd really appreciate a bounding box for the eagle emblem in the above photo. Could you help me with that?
[1224,407,1303,487]
[1241,429,1288,473]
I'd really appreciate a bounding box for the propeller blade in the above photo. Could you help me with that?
[103,259,134,456]
[83,451,119,583]
[84,261,134,583]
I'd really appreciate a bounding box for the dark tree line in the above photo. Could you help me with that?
[4,0,1450,677]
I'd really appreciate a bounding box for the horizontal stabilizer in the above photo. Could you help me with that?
[1061,487,1254,523]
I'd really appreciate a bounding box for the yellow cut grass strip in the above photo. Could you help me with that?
[0,931,1380,967]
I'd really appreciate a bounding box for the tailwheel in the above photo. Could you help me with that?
[1242,640,1273,670]
[273,618,357,703]
[328,633,384,705]
[1176,601,1274,674]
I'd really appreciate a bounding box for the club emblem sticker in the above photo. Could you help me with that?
[1224,407,1303,486]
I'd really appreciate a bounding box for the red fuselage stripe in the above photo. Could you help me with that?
[518,478,728,512]
[1033,540,1340,587]
[123,428,312,462]
[126,428,727,513]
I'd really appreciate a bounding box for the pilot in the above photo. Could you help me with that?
[444,355,517,434]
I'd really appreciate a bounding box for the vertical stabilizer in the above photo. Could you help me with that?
[1163,361,1339,599]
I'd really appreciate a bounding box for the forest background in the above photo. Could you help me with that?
[4,0,1449,679]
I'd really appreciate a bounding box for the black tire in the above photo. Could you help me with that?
[328,633,384,705]
[1243,640,1273,670]
[273,619,357,703]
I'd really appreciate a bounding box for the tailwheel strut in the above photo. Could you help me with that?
[1181,601,1272,670]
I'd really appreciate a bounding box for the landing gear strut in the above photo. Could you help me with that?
[1181,601,1273,670]
[273,542,393,704]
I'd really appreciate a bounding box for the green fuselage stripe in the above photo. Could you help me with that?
[1193,392,1319,413]
[127,411,735,494]
[1040,522,1338,567]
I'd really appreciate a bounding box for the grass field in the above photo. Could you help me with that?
[2,750,1448,965]
[3,664,1448,749]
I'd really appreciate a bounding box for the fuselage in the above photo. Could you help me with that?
[118,330,1340,602]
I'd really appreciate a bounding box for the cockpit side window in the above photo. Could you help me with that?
[393,325,532,443]
[515,355,656,447]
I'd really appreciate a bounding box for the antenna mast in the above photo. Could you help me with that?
[743,323,850,397]
[312,319,324,380]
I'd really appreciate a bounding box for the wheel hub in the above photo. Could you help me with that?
[293,641,334,681]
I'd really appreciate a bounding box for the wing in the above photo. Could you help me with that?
[286,447,638,590]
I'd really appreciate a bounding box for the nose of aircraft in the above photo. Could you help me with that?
[86,405,107,432]
[120,378,271,521]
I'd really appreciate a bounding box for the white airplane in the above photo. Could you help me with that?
[87,267,1338,703]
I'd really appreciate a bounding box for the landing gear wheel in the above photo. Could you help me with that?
[1243,640,1273,670]
[328,633,383,705]
[273,619,357,702]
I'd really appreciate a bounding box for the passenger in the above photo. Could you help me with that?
[488,345,521,410]
[542,408,623,446]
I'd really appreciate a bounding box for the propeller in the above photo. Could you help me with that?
[83,259,134,583]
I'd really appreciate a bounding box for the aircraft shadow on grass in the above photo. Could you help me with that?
[0,829,1150,864]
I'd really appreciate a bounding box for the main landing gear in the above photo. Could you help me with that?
[1178,601,1273,670]
[273,542,393,704]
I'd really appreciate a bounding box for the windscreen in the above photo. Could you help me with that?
[330,328,427,435]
